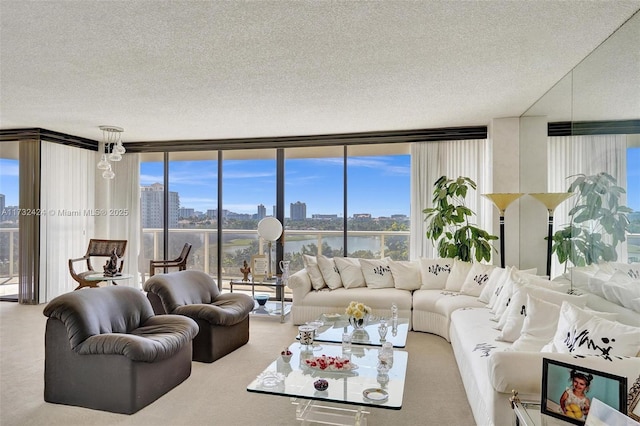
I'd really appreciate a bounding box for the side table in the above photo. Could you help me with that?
[229,278,289,323]
[81,273,134,288]
[510,390,566,426]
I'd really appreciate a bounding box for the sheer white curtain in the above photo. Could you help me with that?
[39,141,95,301]
[95,153,142,288]
[548,134,628,275]
[410,139,492,259]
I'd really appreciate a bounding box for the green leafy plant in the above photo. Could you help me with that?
[551,172,631,270]
[423,176,498,262]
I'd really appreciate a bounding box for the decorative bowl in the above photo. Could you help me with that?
[255,294,269,306]
[313,379,329,391]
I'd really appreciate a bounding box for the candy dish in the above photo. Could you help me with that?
[313,379,329,391]
[363,387,388,402]
[256,371,285,388]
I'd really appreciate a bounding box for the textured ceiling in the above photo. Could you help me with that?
[1,1,639,143]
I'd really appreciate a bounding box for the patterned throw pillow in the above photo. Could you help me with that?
[479,267,509,304]
[334,257,366,289]
[303,255,326,290]
[316,255,343,290]
[546,301,640,358]
[460,263,497,297]
[419,258,453,290]
[359,258,395,289]
[444,259,472,292]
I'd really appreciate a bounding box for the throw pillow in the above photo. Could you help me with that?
[613,262,640,280]
[486,266,513,309]
[479,267,509,304]
[547,301,640,358]
[317,255,343,290]
[496,283,588,342]
[510,295,561,352]
[303,255,326,290]
[444,259,472,292]
[389,260,421,291]
[460,263,497,297]
[334,257,366,289]
[491,267,538,320]
[359,258,395,289]
[419,258,453,290]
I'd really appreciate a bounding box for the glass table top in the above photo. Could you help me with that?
[299,314,409,348]
[247,341,408,410]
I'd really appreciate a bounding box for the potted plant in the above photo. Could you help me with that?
[551,172,631,271]
[423,176,498,262]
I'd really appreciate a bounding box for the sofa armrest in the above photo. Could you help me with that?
[488,351,640,395]
[287,269,312,302]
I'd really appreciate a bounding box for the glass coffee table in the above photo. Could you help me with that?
[300,314,410,348]
[247,341,408,425]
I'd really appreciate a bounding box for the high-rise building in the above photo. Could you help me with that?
[290,201,306,220]
[140,183,179,228]
[178,207,195,218]
[257,204,266,220]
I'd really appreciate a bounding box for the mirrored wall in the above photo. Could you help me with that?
[521,11,639,281]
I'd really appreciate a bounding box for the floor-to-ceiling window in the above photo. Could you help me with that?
[285,146,345,273]
[0,143,19,301]
[140,154,166,280]
[169,152,218,275]
[347,144,410,260]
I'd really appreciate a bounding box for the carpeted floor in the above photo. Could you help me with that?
[0,302,476,426]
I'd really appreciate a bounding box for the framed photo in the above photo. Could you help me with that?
[251,255,268,282]
[542,358,628,425]
[628,375,640,422]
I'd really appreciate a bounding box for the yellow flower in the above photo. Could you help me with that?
[356,303,365,312]
[353,310,364,320]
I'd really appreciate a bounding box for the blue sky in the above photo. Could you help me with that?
[1,148,639,217]
[140,155,412,218]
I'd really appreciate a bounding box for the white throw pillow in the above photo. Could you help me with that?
[486,267,513,309]
[510,295,562,352]
[317,255,343,290]
[389,260,421,291]
[359,258,395,289]
[547,301,640,358]
[444,259,472,292]
[303,255,326,290]
[479,267,509,304]
[613,262,640,280]
[496,283,588,342]
[419,258,453,290]
[334,257,366,289]
[491,267,538,320]
[460,263,497,297]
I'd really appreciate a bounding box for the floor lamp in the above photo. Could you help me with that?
[257,217,283,281]
[483,193,524,268]
[529,193,574,277]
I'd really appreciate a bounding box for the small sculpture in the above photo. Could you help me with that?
[103,248,121,277]
[240,260,251,281]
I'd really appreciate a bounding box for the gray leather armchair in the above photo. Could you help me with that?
[144,270,255,363]
[43,286,199,414]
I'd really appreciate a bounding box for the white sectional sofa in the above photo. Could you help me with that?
[287,256,640,426]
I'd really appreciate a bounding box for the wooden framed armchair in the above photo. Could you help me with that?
[149,242,192,277]
[69,239,127,290]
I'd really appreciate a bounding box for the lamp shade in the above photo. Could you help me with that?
[257,217,283,241]
[529,193,573,212]
[482,193,525,214]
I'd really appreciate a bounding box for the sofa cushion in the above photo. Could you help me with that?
[359,258,394,289]
[460,263,497,297]
[412,289,485,320]
[445,259,472,292]
[317,255,343,290]
[545,301,640,359]
[334,257,366,289]
[496,283,588,343]
[301,287,412,312]
[303,255,327,290]
[389,260,422,291]
[419,257,453,290]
